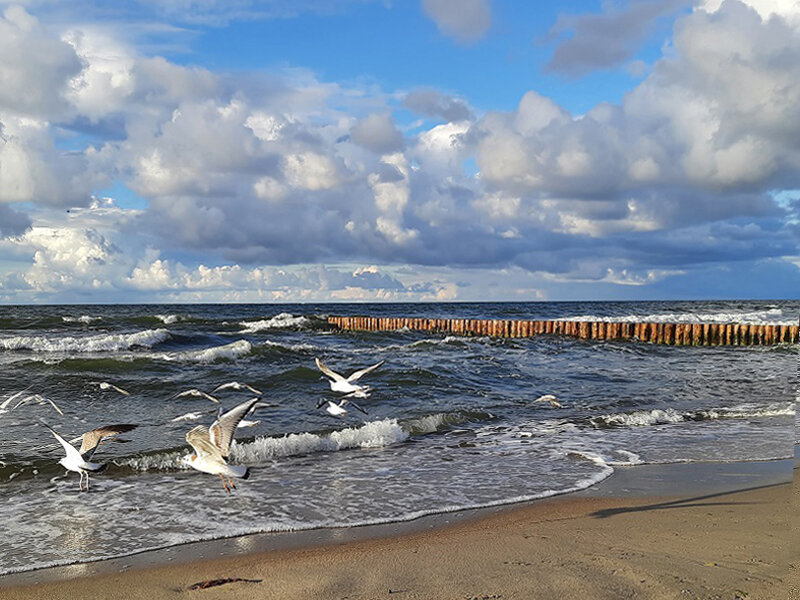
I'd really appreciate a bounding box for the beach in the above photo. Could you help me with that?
[2,460,793,600]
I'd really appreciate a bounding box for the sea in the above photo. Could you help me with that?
[0,300,797,576]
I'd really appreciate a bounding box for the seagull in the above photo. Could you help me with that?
[181,398,259,493]
[89,381,131,396]
[170,411,209,422]
[7,394,64,415]
[43,423,138,491]
[212,381,262,395]
[534,394,563,408]
[314,357,384,398]
[316,396,368,417]
[172,389,219,403]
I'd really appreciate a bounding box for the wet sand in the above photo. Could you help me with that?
[2,460,794,600]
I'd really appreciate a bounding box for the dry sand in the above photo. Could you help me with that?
[2,463,793,600]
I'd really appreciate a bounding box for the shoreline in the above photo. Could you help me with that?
[1,457,793,598]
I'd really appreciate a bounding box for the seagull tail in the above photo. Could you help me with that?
[226,464,249,479]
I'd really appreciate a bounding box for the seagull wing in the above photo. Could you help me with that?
[209,398,260,457]
[243,384,262,395]
[186,425,223,460]
[346,360,385,383]
[1,390,29,410]
[43,423,84,464]
[109,384,130,396]
[201,392,219,403]
[315,358,346,383]
[346,399,368,415]
[79,424,138,461]
[212,382,237,393]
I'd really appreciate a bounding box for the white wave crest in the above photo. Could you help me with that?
[231,419,408,463]
[561,307,795,325]
[154,314,182,325]
[62,316,102,324]
[0,329,170,353]
[592,402,794,429]
[156,340,252,363]
[240,313,309,332]
[593,408,686,428]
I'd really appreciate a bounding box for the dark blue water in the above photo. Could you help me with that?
[0,301,796,575]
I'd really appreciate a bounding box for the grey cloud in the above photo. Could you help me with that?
[546,0,690,77]
[403,89,473,122]
[350,113,404,154]
[421,0,490,44]
[0,6,82,117]
[0,205,32,237]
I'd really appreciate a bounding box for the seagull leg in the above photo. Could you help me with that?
[219,474,230,494]
[227,475,236,490]
[85,472,90,492]
[79,471,84,492]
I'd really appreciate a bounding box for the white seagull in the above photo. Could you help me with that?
[89,381,131,396]
[172,388,219,403]
[43,423,138,491]
[316,395,368,417]
[5,393,64,415]
[212,381,262,395]
[534,394,563,408]
[315,357,384,398]
[181,398,259,493]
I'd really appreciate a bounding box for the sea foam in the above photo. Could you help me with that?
[0,329,170,353]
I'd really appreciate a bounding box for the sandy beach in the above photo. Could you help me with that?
[2,461,793,600]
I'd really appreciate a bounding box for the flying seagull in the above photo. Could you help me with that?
[534,394,563,408]
[89,381,131,396]
[5,394,64,416]
[212,381,262,395]
[43,423,138,491]
[181,397,259,493]
[314,357,384,398]
[316,395,368,417]
[172,389,219,403]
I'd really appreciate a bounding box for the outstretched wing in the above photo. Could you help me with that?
[109,384,130,396]
[186,425,224,460]
[345,399,368,415]
[347,360,384,383]
[209,398,260,457]
[42,423,84,464]
[315,358,346,383]
[79,424,138,461]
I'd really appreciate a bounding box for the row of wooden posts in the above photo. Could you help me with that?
[326,316,799,346]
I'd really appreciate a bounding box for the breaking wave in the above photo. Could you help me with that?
[562,307,796,325]
[240,313,310,332]
[61,315,102,324]
[154,340,253,363]
[590,403,794,429]
[0,329,171,353]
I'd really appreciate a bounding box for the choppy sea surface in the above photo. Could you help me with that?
[0,300,797,575]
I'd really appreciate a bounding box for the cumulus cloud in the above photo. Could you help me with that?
[421,0,491,44]
[0,0,798,301]
[0,6,82,116]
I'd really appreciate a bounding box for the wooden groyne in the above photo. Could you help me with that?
[326,316,799,346]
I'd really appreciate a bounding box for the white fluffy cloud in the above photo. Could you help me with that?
[0,1,798,301]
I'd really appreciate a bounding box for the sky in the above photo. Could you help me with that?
[0,0,798,303]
